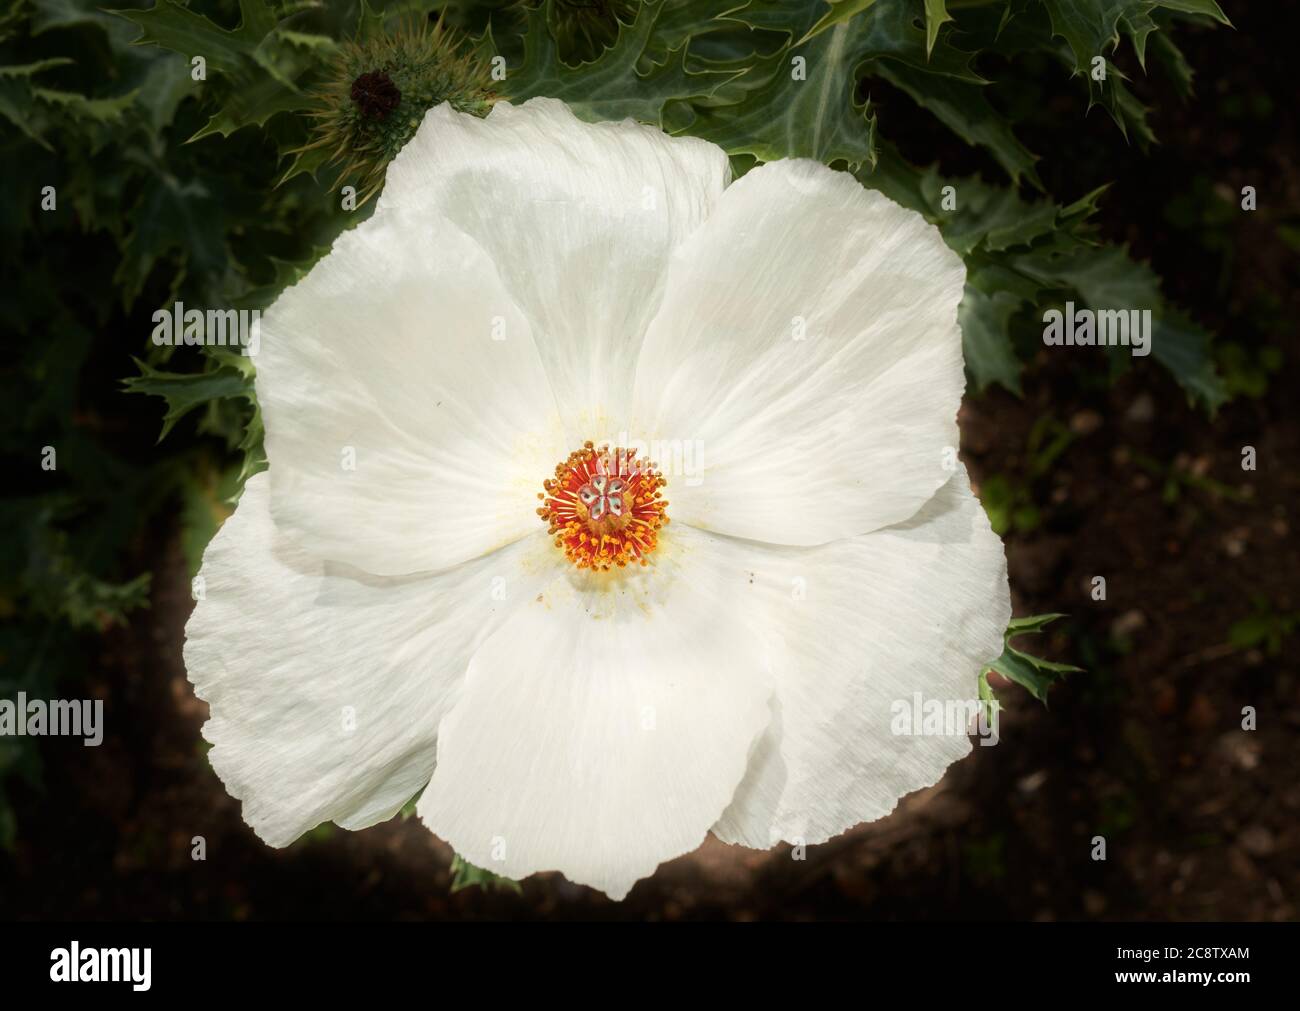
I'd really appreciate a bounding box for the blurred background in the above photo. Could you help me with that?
[0,0,1296,920]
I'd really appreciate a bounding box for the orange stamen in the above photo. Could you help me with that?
[536,441,669,571]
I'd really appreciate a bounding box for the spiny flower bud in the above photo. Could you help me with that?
[298,18,494,204]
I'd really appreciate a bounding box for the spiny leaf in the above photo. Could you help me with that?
[683,22,876,167]
[1097,60,1156,146]
[1148,30,1194,97]
[1011,240,1159,307]
[0,57,73,75]
[114,172,228,307]
[801,0,883,43]
[189,74,312,142]
[115,0,330,143]
[1007,613,1071,635]
[1150,311,1229,413]
[1041,1,1148,75]
[644,0,764,60]
[19,511,153,630]
[682,0,988,168]
[0,59,74,147]
[859,146,1221,407]
[923,0,952,57]
[981,613,1082,706]
[1007,242,1227,408]
[1156,0,1230,26]
[1120,6,1157,66]
[115,0,279,74]
[32,85,139,124]
[917,166,1099,255]
[123,359,253,442]
[959,285,1024,395]
[501,0,738,126]
[730,0,982,79]
[873,61,1041,186]
[1034,1,1226,143]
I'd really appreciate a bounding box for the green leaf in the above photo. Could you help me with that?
[114,172,229,306]
[0,59,73,147]
[643,0,761,60]
[915,167,1088,255]
[981,613,1082,705]
[1148,30,1194,98]
[722,0,831,40]
[1040,0,1140,76]
[731,0,982,78]
[31,0,132,39]
[683,22,877,167]
[123,359,253,441]
[397,787,424,819]
[860,148,1221,408]
[959,285,1023,394]
[923,0,952,57]
[1155,0,1231,26]
[874,61,1041,186]
[1036,1,1226,143]
[1006,242,1226,407]
[682,0,983,169]
[1120,7,1156,66]
[1098,63,1156,146]
[500,0,738,126]
[17,509,153,631]
[801,0,882,42]
[115,0,277,75]
[115,0,327,142]
[1007,613,1071,635]
[1150,311,1229,412]
[177,462,242,576]
[0,57,73,77]
[31,85,138,124]
[1013,241,1159,309]
[189,74,312,142]
[449,853,522,894]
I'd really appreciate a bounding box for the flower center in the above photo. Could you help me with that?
[537,442,669,570]
[350,70,402,121]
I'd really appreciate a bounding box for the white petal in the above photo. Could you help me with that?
[418,528,773,900]
[184,473,559,847]
[630,159,967,545]
[257,202,565,576]
[380,97,731,437]
[710,469,1011,846]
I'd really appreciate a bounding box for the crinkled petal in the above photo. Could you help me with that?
[710,469,1010,846]
[418,526,773,899]
[258,202,565,576]
[184,472,559,847]
[629,159,967,545]
[380,97,731,437]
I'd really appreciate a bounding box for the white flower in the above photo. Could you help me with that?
[185,97,1011,900]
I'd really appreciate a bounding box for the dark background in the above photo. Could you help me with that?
[1,2,1296,920]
